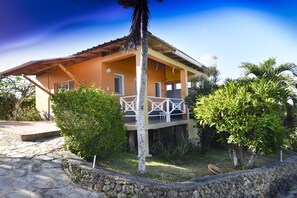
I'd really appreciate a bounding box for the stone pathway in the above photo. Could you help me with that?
[0,130,103,198]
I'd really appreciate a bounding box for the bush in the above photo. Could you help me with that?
[51,86,126,160]
[12,96,41,121]
[151,141,191,161]
[0,92,17,120]
[12,106,42,121]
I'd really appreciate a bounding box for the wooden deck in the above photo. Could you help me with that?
[125,118,188,131]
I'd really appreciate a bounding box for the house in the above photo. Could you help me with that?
[1,33,208,155]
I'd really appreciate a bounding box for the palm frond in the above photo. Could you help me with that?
[118,0,150,50]
[240,62,261,77]
[118,0,138,8]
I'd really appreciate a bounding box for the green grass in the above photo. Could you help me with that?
[97,148,295,182]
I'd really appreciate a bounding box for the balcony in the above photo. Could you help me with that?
[120,95,186,124]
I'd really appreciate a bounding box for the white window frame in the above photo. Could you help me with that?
[56,80,74,92]
[114,74,124,96]
[155,82,161,97]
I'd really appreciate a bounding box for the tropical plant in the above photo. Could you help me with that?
[51,86,126,160]
[185,65,220,153]
[118,0,163,175]
[194,79,287,167]
[241,58,297,149]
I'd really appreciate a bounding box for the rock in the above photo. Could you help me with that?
[94,183,103,191]
[14,169,28,177]
[102,185,111,192]
[31,163,42,172]
[167,190,178,198]
[0,169,9,176]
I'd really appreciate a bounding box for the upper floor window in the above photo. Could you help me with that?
[114,74,124,95]
[56,80,74,92]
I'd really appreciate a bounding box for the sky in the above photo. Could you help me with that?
[0,0,297,80]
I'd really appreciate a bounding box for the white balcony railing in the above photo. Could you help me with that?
[120,95,186,122]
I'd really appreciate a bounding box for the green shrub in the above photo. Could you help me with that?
[151,141,191,161]
[12,106,42,121]
[51,86,126,160]
[0,92,17,120]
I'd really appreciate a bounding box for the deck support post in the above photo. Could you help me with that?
[129,131,136,153]
[166,99,171,122]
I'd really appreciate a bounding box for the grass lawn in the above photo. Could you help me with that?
[97,148,295,182]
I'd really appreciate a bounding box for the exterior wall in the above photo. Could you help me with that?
[36,58,101,118]
[147,59,166,97]
[35,75,51,119]
[35,55,169,118]
[100,56,136,96]
[166,66,180,83]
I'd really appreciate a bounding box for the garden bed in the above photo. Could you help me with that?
[97,148,295,182]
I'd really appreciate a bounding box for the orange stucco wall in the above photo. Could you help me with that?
[35,54,173,118]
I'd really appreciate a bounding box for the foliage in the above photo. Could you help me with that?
[194,79,287,167]
[11,96,41,121]
[185,65,220,108]
[241,58,297,150]
[0,75,38,121]
[151,141,191,161]
[185,65,220,153]
[0,92,17,120]
[51,86,126,160]
[12,107,41,121]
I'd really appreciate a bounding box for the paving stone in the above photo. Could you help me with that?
[14,169,28,177]
[31,163,42,173]
[0,130,100,197]
[0,169,9,176]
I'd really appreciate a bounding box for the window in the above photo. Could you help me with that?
[114,74,124,95]
[166,84,173,91]
[175,83,181,90]
[56,80,74,91]
[155,82,161,97]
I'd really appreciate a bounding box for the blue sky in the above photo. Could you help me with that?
[1,0,297,80]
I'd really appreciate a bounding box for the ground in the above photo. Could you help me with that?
[0,130,103,198]
[0,128,297,197]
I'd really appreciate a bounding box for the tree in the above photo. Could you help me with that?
[0,75,39,120]
[194,79,287,167]
[241,58,297,148]
[185,65,220,153]
[118,0,163,175]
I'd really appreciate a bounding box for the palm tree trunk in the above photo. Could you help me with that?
[136,11,148,176]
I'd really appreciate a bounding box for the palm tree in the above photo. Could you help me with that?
[118,0,163,175]
[240,58,297,89]
[240,57,297,132]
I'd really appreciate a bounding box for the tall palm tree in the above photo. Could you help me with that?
[118,0,162,175]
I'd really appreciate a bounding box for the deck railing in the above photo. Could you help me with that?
[120,95,186,122]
